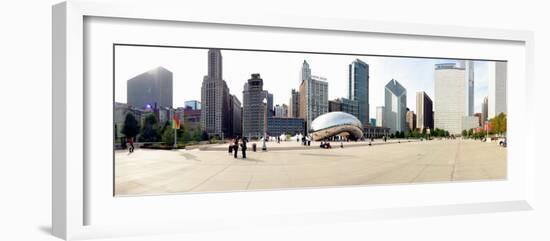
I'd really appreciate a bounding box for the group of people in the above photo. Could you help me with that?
[319,141,332,149]
[228,137,248,159]
[300,135,311,146]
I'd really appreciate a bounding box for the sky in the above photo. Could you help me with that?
[114,45,493,118]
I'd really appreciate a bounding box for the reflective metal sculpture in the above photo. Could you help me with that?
[310,111,364,141]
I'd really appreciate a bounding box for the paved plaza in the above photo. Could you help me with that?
[114,139,506,196]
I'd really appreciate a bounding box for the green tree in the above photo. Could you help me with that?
[468,128,474,137]
[122,113,140,138]
[140,114,160,142]
[462,130,468,137]
[162,127,175,146]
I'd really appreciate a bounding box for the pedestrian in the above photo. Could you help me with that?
[233,138,239,159]
[228,138,234,155]
[241,138,247,159]
[277,136,280,144]
[127,136,134,154]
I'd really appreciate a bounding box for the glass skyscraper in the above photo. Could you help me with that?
[348,59,369,127]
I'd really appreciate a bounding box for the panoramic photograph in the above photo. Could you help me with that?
[113,45,507,196]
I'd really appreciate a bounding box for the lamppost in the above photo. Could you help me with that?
[262,97,267,151]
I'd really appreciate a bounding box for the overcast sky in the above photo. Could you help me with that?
[114,45,492,118]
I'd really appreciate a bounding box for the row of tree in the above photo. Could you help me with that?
[120,113,209,146]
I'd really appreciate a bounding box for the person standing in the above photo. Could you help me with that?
[233,138,239,159]
[240,138,247,159]
[127,136,134,154]
[228,138,234,155]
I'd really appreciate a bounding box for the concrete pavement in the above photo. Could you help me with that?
[114,139,506,196]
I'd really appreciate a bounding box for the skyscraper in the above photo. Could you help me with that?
[242,73,269,138]
[482,96,489,125]
[184,100,201,110]
[384,79,407,134]
[406,109,417,131]
[376,106,385,127]
[274,104,288,118]
[416,91,434,131]
[288,89,300,118]
[201,49,232,138]
[127,66,173,109]
[229,95,242,137]
[465,60,475,116]
[488,61,507,118]
[434,63,474,135]
[298,61,328,133]
[328,98,359,118]
[348,59,369,127]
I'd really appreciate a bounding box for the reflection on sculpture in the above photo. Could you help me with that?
[310,111,364,141]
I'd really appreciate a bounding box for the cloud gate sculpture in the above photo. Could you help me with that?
[310,112,364,141]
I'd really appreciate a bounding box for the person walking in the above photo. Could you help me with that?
[127,136,134,154]
[240,138,247,159]
[228,138,234,155]
[233,138,239,159]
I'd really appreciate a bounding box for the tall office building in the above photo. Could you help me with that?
[348,59,369,127]
[288,89,300,118]
[266,92,274,117]
[434,63,474,135]
[376,106,385,127]
[242,73,269,138]
[328,98,359,118]
[127,66,173,109]
[406,109,417,131]
[184,100,201,110]
[274,104,288,118]
[298,61,328,133]
[416,91,434,131]
[488,61,507,118]
[482,96,489,125]
[201,49,232,138]
[229,95,242,137]
[384,79,407,134]
[464,60,475,116]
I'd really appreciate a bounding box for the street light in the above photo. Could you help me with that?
[262,97,267,151]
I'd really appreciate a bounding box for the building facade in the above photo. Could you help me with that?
[288,89,300,118]
[328,98,359,119]
[200,49,232,138]
[242,73,269,139]
[274,104,288,118]
[127,66,173,109]
[376,106,385,127]
[267,117,305,136]
[298,61,328,133]
[434,63,468,135]
[384,79,407,134]
[184,100,201,110]
[488,61,507,118]
[348,59,370,127]
[416,91,434,131]
[229,95,242,137]
[406,110,417,131]
[482,96,489,125]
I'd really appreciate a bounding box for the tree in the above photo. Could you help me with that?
[162,127,175,146]
[140,114,160,142]
[462,130,468,137]
[468,128,474,137]
[121,113,140,138]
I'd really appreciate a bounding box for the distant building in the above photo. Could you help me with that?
[406,109,417,131]
[348,59,370,127]
[266,92,274,117]
[288,89,300,118]
[369,118,376,127]
[474,113,483,127]
[114,102,146,139]
[181,106,201,129]
[267,117,305,136]
[127,66,173,109]
[416,91,434,131]
[201,49,233,138]
[328,98,359,118]
[274,104,288,118]
[298,61,328,133]
[184,100,201,110]
[242,73,269,138]
[229,95,242,137]
[482,96,489,125]
[488,61,507,118]
[462,116,480,131]
[376,106,385,127]
[434,62,474,135]
[384,79,407,134]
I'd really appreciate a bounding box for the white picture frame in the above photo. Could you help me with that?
[52,0,535,240]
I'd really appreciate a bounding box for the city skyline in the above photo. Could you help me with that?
[114,46,497,119]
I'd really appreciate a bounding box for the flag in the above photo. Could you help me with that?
[172,115,180,129]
